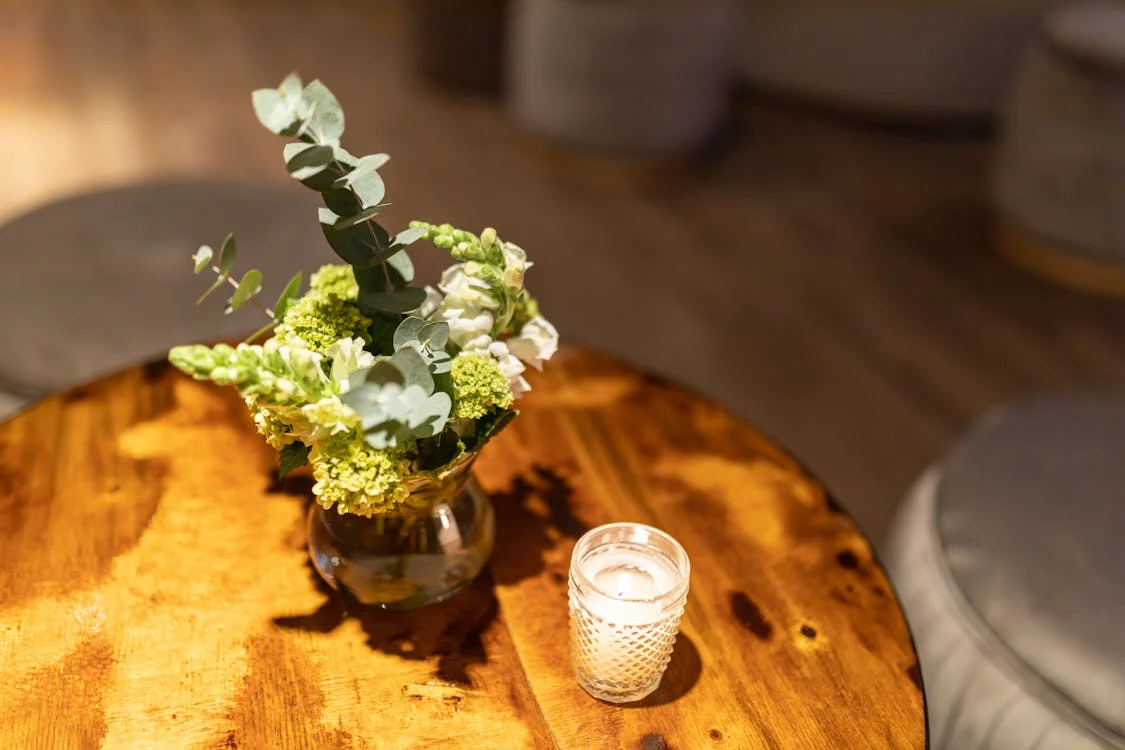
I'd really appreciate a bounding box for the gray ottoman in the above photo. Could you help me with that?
[0,179,332,411]
[885,394,1125,749]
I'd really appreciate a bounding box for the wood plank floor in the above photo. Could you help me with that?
[1,0,1122,544]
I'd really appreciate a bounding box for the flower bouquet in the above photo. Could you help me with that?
[169,74,557,607]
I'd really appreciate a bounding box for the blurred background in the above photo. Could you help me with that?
[1,0,1124,549]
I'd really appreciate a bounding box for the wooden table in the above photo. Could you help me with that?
[0,346,926,749]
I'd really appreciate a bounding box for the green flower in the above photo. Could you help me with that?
[311,432,411,516]
[451,353,513,419]
[249,399,304,450]
[309,263,359,301]
[274,294,371,354]
[169,341,331,404]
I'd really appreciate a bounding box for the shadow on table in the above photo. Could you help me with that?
[267,464,588,686]
[630,633,702,707]
[489,464,589,586]
[274,561,498,687]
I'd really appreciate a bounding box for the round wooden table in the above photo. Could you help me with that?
[0,347,927,749]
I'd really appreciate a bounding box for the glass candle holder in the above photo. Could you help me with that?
[568,522,691,703]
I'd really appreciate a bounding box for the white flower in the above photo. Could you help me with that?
[507,315,559,371]
[460,333,493,354]
[439,263,496,309]
[419,285,444,319]
[300,395,359,440]
[442,307,495,349]
[489,340,531,397]
[501,241,531,290]
[323,337,375,394]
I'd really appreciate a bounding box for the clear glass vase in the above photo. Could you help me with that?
[306,453,495,609]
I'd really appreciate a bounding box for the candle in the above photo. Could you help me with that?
[568,523,690,703]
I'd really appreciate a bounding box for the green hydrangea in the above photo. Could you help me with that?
[249,399,302,450]
[274,294,371,354]
[451,353,513,419]
[309,263,359,300]
[311,432,411,516]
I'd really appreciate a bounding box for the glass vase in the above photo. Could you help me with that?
[306,453,495,609]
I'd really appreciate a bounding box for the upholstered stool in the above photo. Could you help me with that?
[885,394,1125,749]
[0,179,331,409]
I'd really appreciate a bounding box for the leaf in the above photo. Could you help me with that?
[391,346,435,393]
[365,312,400,355]
[229,269,262,312]
[394,226,426,248]
[192,245,213,274]
[418,321,449,351]
[393,316,427,350]
[386,248,414,286]
[333,154,386,209]
[218,233,237,277]
[364,360,406,387]
[318,209,377,266]
[332,204,386,230]
[411,392,451,438]
[415,431,463,472]
[357,287,427,315]
[274,271,303,319]
[363,153,390,170]
[284,143,349,191]
[251,88,291,134]
[301,80,345,141]
[278,72,303,100]
[321,188,361,217]
[278,442,310,477]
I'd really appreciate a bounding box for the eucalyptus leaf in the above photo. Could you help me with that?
[357,287,427,315]
[386,249,414,286]
[278,441,310,477]
[408,393,451,440]
[230,269,262,311]
[393,317,427,351]
[278,73,303,100]
[274,271,303,319]
[363,153,390,170]
[251,88,296,135]
[318,209,377,267]
[301,80,345,142]
[391,347,435,393]
[284,143,349,191]
[418,321,449,351]
[192,245,213,274]
[332,204,386,230]
[364,359,406,387]
[218,233,237,277]
[365,312,399,355]
[321,188,361,217]
[428,350,452,376]
[333,155,386,209]
[394,226,426,247]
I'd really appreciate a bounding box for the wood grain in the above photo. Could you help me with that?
[0,348,925,748]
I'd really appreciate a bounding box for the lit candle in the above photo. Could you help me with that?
[569,523,691,703]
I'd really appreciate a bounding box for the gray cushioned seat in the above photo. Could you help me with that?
[886,393,1125,749]
[0,179,332,402]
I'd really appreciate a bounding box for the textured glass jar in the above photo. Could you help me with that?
[306,453,494,609]
[569,523,691,703]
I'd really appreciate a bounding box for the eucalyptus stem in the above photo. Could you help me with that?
[212,265,275,318]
